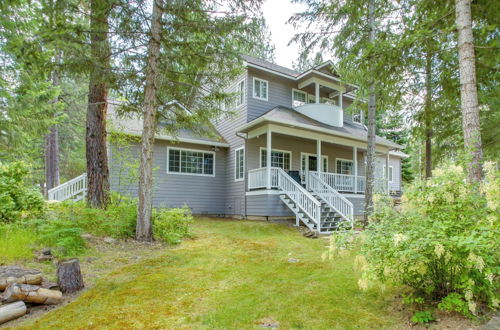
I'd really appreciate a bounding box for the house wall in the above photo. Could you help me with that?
[374,155,402,191]
[109,140,227,215]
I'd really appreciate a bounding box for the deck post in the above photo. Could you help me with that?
[316,139,321,174]
[339,91,343,109]
[315,82,320,104]
[353,146,358,194]
[266,128,272,189]
[386,152,390,194]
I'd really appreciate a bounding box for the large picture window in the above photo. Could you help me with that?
[261,148,291,171]
[235,147,245,181]
[253,78,268,101]
[336,159,353,175]
[168,147,215,176]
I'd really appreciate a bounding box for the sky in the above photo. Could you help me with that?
[261,0,308,68]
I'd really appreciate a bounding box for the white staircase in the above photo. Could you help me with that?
[47,173,87,202]
[275,168,354,234]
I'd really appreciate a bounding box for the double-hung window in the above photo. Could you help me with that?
[236,79,245,106]
[168,147,215,176]
[383,165,394,182]
[261,149,291,171]
[292,89,307,107]
[336,159,353,175]
[352,110,363,124]
[253,78,268,101]
[235,147,245,181]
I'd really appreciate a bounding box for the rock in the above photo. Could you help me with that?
[104,237,116,244]
[287,258,299,263]
[36,254,54,262]
[0,266,43,291]
[480,313,500,330]
[81,233,93,240]
[259,318,279,328]
[41,248,52,256]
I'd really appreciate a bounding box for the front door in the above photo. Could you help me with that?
[301,154,327,183]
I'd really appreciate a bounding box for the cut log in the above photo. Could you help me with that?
[2,283,62,305]
[0,266,43,290]
[0,301,27,325]
[57,259,84,293]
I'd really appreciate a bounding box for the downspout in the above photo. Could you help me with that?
[236,132,248,219]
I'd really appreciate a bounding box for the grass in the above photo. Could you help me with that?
[0,224,40,263]
[15,218,406,329]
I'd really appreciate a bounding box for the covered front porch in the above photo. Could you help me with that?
[244,125,391,195]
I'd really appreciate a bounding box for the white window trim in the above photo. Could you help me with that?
[167,146,216,177]
[259,147,292,170]
[292,88,307,107]
[234,147,245,182]
[335,158,354,174]
[236,79,246,107]
[300,152,328,172]
[383,165,394,183]
[253,77,269,101]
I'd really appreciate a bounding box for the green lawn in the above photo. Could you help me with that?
[16,218,405,329]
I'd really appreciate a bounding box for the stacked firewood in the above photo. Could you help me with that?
[0,259,84,325]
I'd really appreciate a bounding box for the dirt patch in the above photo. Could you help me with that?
[0,237,169,328]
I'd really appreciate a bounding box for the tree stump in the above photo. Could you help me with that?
[2,283,62,304]
[0,266,42,290]
[57,259,84,293]
[0,301,27,325]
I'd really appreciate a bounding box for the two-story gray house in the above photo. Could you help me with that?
[49,55,406,233]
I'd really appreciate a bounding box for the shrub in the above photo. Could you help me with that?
[153,205,193,244]
[360,162,499,317]
[37,218,86,257]
[46,192,137,238]
[0,161,44,222]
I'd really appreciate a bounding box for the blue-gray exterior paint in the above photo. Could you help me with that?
[109,140,227,215]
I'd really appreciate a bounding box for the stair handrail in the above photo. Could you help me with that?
[47,173,87,201]
[308,171,354,228]
[276,167,321,228]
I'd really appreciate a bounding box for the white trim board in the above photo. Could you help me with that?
[246,189,282,196]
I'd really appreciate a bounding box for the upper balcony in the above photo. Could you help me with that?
[292,75,346,127]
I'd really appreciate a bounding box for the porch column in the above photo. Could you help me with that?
[315,82,320,104]
[339,91,343,109]
[386,152,390,193]
[353,146,358,194]
[266,128,272,189]
[316,139,322,173]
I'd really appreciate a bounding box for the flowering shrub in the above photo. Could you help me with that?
[360,162,499,317]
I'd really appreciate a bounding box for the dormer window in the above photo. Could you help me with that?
[292,89,307,107]
[253,78,268,101]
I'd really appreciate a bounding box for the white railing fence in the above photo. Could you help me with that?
[47,173,87,202]
[317,172,387,194]
[276,168,321,228]
[248,167,279,190]
[308,172,354,227]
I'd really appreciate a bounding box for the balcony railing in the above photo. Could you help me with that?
[248,167,279,190]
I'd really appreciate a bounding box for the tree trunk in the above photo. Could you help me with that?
[0,301,27,325]
[455,0,483,183]
[56,259,84,293]
[424,51,433,179]
[2,284,63,305]
[86,0,111,209]
[45,59,61,194]
[136,0,164,241]
[363,0,376,227]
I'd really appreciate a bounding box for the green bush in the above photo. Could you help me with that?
[153,205,193,244]
[46,192,137,238]
[0,161,45,222]
[36,218,86,257]
[360,162,499,317]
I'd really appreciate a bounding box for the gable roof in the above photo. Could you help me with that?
[237,106,402,149]
[242,55,301,78]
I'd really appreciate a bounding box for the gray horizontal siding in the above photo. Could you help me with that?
[345,196,365,216]
[246,194,294,217]
[109,140,227,215]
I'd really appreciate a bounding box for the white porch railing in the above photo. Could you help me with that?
[47,173,87,202]
[248,167,279,189]
[276,168,321,228]
[308,172,354,227]
[318,172,388,194]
